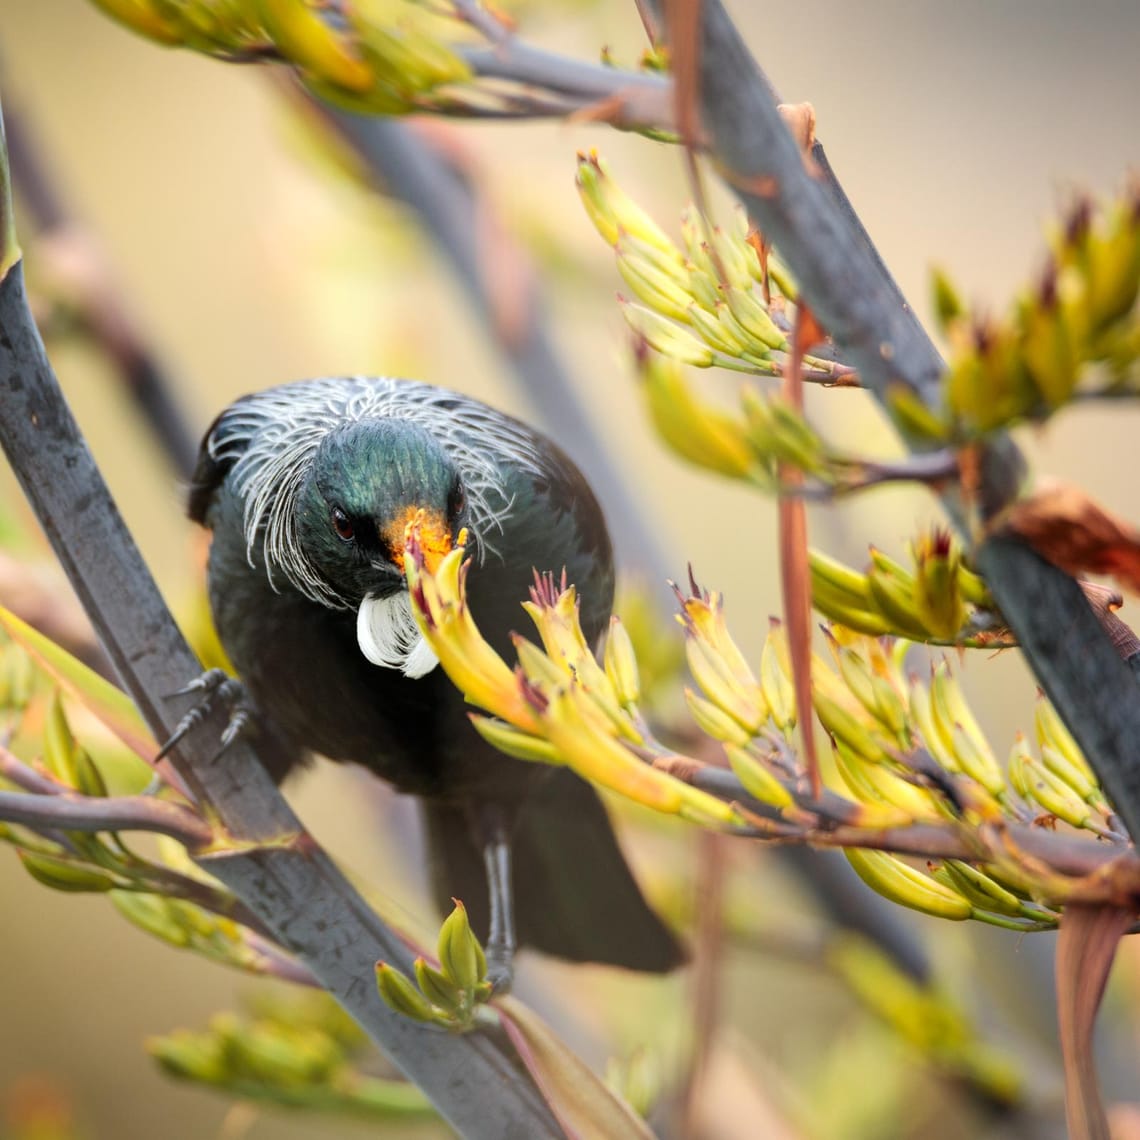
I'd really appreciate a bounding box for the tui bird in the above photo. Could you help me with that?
[187,376,683,982]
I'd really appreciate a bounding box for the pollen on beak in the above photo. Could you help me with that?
[386,506,452,574]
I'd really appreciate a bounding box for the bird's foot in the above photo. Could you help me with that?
[158,669,252,763]
[484,943,514,996]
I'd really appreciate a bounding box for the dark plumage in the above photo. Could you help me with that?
[189,376,683,975]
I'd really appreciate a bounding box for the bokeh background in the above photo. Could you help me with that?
[1,1,1139,1137]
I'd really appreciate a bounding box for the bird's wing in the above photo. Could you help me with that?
[187,400,252,526]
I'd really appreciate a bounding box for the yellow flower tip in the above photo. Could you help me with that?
[914,526,955,563]
[576,148,603,173]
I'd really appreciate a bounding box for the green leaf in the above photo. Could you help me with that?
[0,604,155,760]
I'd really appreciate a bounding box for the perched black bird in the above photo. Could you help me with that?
[188,376,682,981]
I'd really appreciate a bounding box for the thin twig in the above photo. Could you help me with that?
[0,789,214,847]
[678,830,727,1138]
[682,760,1132,881]
[0,742,67,796]
[450,0,512,44]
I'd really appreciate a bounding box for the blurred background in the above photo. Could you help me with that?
[1,1,1139,1137]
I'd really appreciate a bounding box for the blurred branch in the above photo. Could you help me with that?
[0,787,212,846]
[0,553,107,676]
[455,42,672,129]
[643,0,1140,844]
[0,742,75,796]
[4,94,199,480]
[678,831,727,1137]
[0,99,561,1140]
[299,95,677,588]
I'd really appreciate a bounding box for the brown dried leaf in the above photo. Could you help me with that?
[777,102,817,154]
[1080,582,1140,659]
[998,482,1140,594]
[1055,903,1135,1140]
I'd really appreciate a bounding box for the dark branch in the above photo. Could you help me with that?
[645,0,1140,842]
[0,100,560,1139]
[0,789,214,847]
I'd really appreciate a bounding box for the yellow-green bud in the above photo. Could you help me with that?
[685,688,753,746]
[616,248,695,323]
[619,300,714,366]
[437,900,486,992]
[603,617,641,707]
[725,744,793,808]
[575,153,678,253]
[414,957,464,1014]
[43,690,80,788]
[376,963,440,1023]
[19,851,117,893]
[111,890,191,946]
[686,301,745,353]
[470,716,561,765]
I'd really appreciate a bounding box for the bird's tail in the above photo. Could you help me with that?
[422,768,685,972]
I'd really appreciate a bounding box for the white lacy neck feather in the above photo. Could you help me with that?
[356,592,440,678]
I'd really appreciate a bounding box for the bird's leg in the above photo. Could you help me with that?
[156,668,252,764]
[474,803,516,994]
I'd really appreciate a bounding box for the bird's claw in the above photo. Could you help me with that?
[484,946,514,995]
[167,667,231,700]
[158,670,252,763]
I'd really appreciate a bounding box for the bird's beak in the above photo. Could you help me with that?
[385,506,452,576]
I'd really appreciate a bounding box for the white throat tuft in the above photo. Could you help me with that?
[356,592,440,679]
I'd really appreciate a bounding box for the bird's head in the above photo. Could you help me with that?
[295,418,470,677]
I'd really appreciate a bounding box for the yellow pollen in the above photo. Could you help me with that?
[388,506,451,573]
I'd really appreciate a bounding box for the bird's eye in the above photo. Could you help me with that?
[331,506,355,542]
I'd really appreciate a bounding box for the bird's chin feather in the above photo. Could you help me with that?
[356,592,440,679]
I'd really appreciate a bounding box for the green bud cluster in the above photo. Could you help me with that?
[939,183,1140,433]
[0,673,294,976]
[671,575,1115,932]
[817,630,1115,929]
[576,152,851,382]
[632,348,863,490]
[375,901,493,1030]
[88,0,471,114]
[809,536,1004,648]
[149,1003,432,1118]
